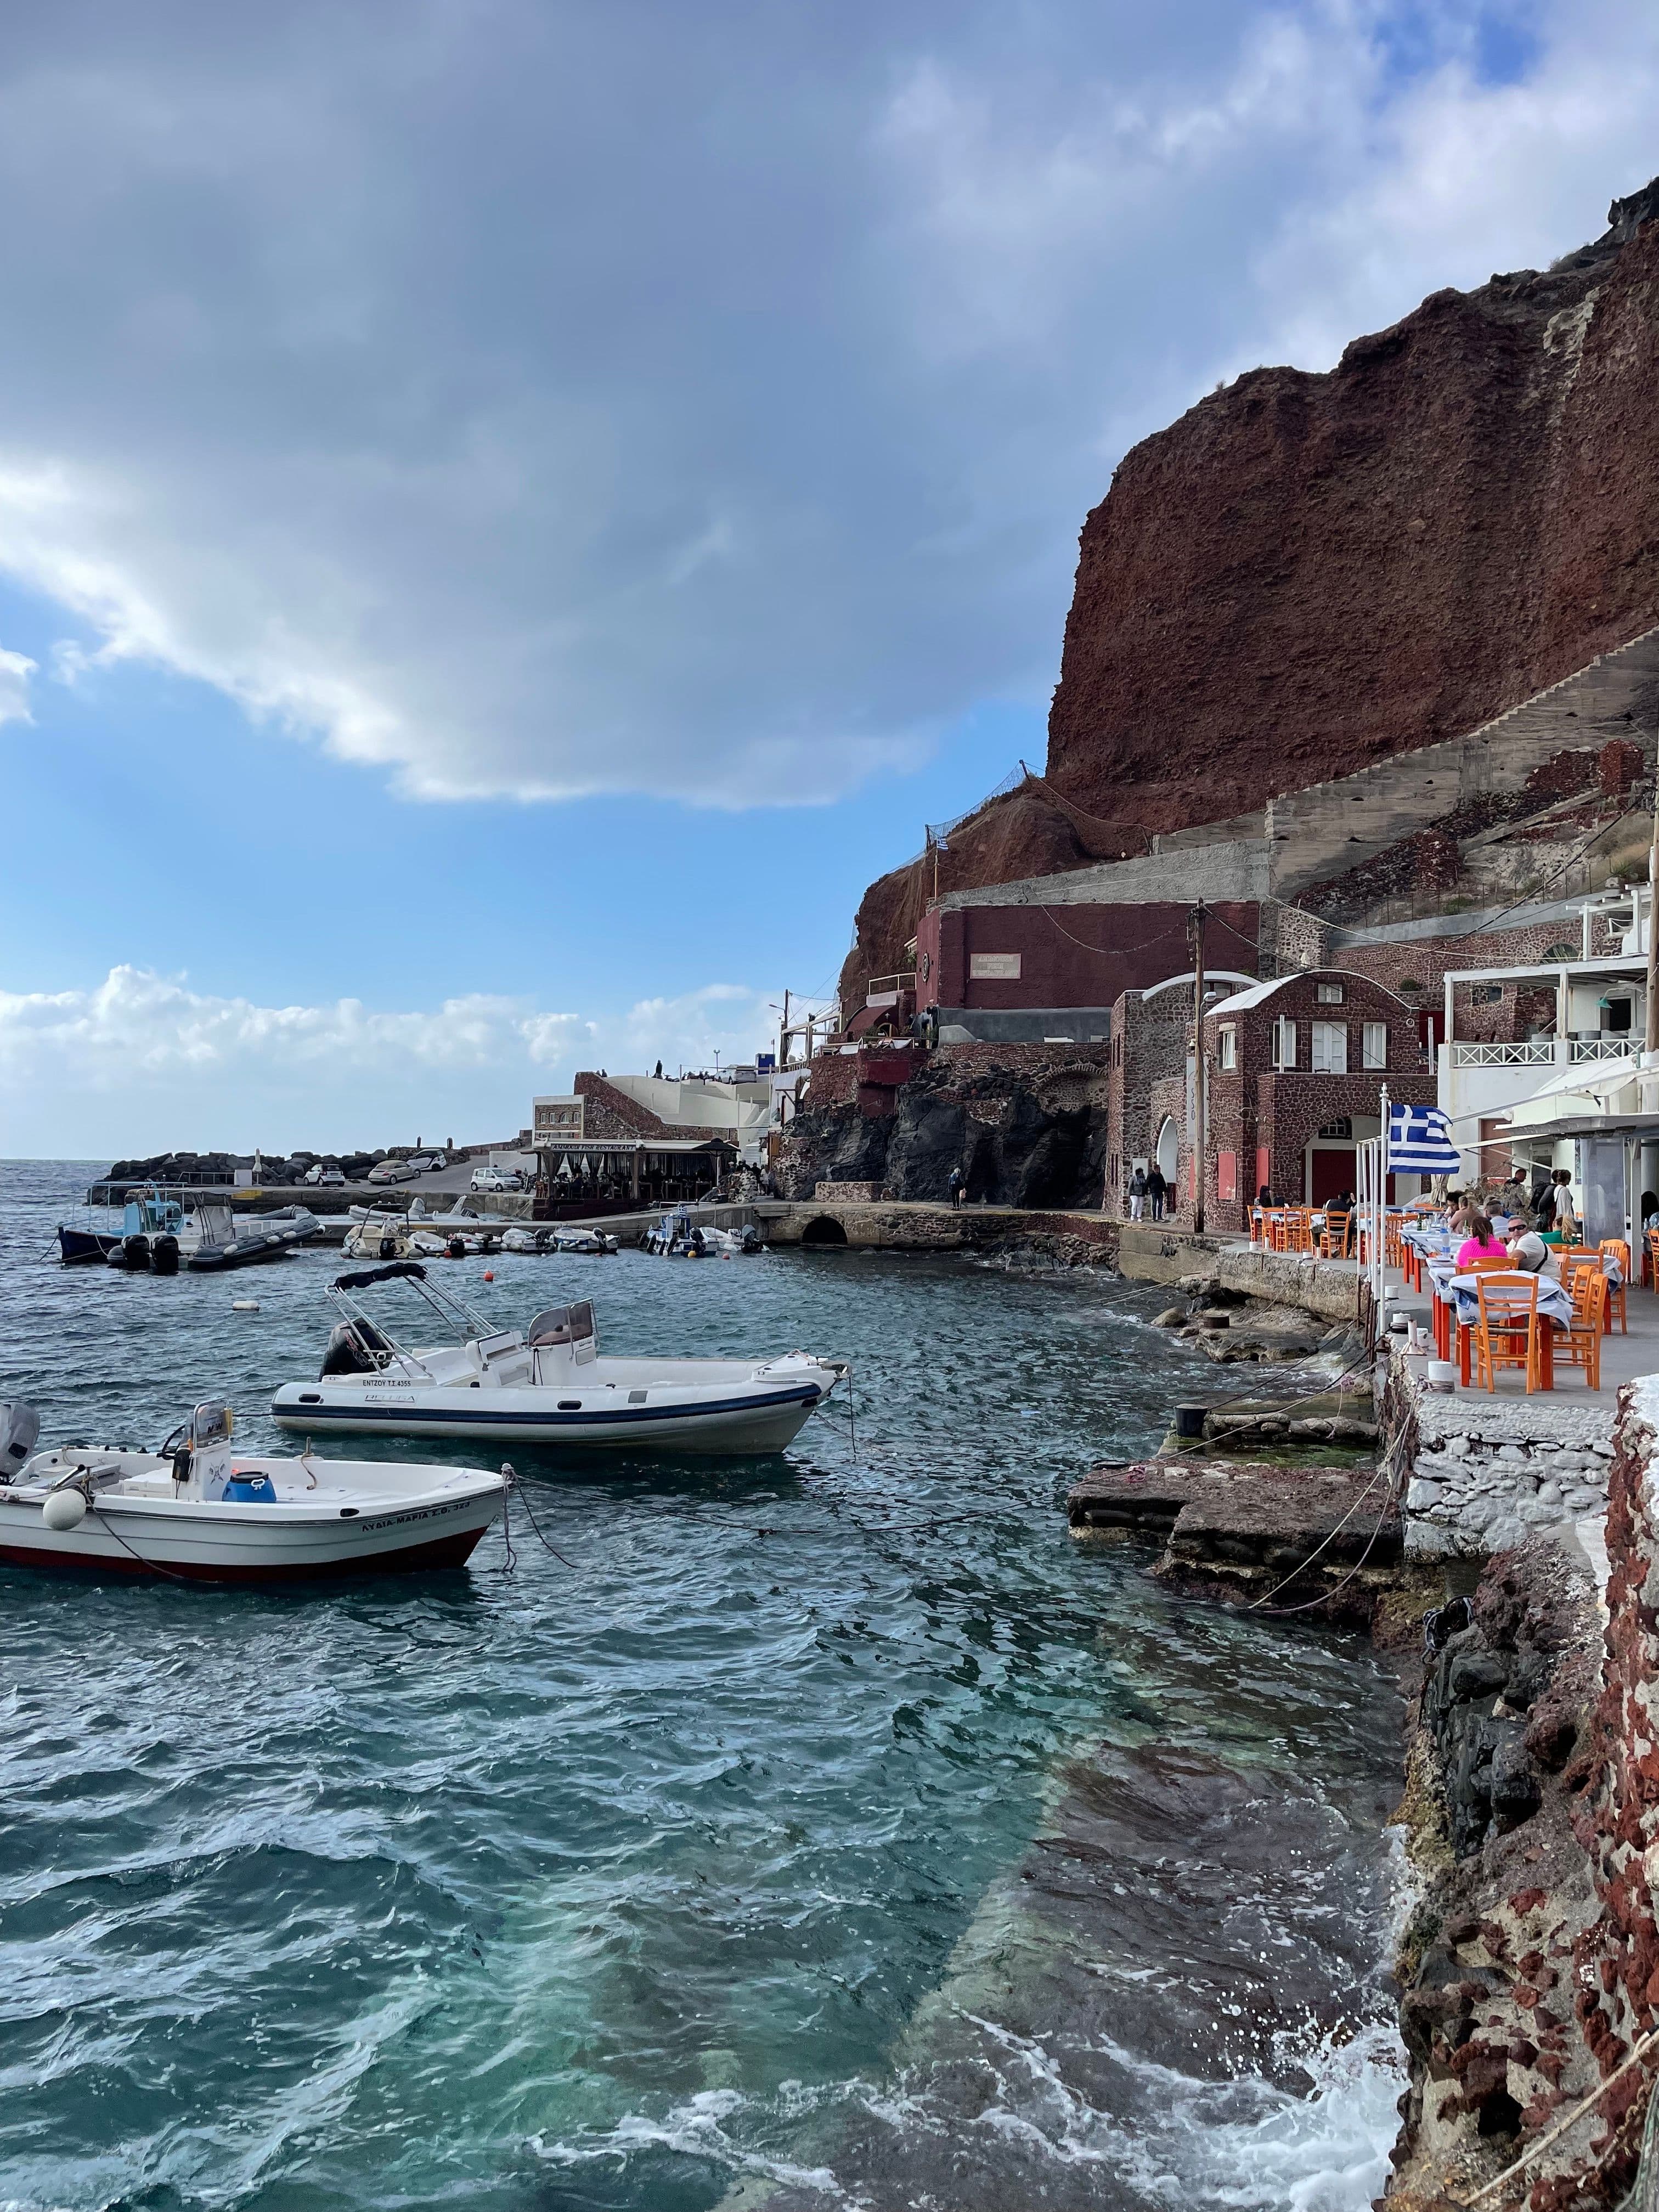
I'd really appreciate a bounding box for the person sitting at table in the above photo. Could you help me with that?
[1455,1212,1508,1267]
[1506,1223,1560,1278]
[1642,1189,1659,1234]
[1257,1184,1273,1207]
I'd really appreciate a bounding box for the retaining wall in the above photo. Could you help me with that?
[1379,1344,1616,1558]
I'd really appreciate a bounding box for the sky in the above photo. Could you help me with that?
[3,0,1658,1156]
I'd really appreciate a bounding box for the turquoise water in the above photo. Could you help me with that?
[0,1165,1404,2210]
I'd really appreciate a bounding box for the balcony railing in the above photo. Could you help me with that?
[1449,1036,1633,1068]
[865,973,917,1002]
[1449,1041,1554,1066]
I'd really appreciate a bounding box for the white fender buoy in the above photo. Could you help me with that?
[231,1300,260,1312]
[43,1488,87,1531]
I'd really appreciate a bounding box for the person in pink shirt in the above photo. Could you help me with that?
[1455,1213,1508,1268]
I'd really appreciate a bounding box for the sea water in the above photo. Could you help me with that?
[0,1164,1406,2210]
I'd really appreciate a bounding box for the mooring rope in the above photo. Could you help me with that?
[1452,2027,1659,2208]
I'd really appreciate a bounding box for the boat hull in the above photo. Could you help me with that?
[58,1226,121,1264]
[271,1382,823,1454]
[0,1487,501,1581]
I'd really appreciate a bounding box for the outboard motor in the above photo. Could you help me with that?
[108,1233,151,1271]
[150,1233,180,1276]
[0,1402,40,1481]
[319,1318,393,1378]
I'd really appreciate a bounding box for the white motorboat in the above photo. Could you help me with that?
[643,1209,761,1257]
[0,1400,506,1582]
[271,1262,843,1454]
[343,1209,415,1262]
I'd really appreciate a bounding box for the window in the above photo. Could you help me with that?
[1272,1017,1297,1069]
[1471,984,1504,1006]
[1311,1020,1347,1074]
[1316,982,1345,1005]
[1362,1022,1387,1069]
[1543,943,1576,962]
[1218,1026,1237,1070]
[1398,978,1424,996]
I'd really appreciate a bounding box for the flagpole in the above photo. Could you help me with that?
[1376,1084,1390,1316]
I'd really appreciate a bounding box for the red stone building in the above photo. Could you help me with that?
[913,898,1262,1041]
[1200,970,1436,1230]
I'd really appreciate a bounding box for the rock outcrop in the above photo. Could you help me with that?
[776,1045,1110,1210]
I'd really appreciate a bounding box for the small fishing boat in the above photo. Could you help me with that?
[58,1183,185,1271]
[0,1399,506,1581]
[271,1262,842,1453]
[642,1209,761,1257]
[187,1200,318,1272]
[343,1208,415,1262]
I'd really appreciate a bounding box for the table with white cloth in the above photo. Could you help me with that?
[1424,1261,1575,1386]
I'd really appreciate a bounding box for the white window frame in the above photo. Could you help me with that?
[1316,982,1344,1005]
[1272,1017,1297,1070]
[1311,1020,1347,1074]
[1218,1026,1237,1071]
[1362,1021,1387,1070]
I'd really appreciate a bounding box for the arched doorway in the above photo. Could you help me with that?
[1155,1118,1179,1188]
[800,1215,849,1248]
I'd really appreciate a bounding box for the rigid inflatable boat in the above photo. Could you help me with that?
[271,1263,842,1454]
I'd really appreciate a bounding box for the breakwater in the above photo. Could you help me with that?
[0,1160,1407,2209]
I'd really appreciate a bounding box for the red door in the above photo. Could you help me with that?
[1309,1148,1357,1205]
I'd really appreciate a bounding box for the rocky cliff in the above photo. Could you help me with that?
[842,178,1659,1004]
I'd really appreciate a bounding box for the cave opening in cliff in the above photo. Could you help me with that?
[800,1215,849,1248]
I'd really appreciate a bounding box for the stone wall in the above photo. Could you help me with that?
[1380,1346,1616,1558]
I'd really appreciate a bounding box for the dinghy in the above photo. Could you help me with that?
[0,1399,505,1581]
[272,1262,842,1454]
[187,1200,319,1271]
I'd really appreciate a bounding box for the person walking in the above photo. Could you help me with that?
[1146,1164,1167,1222]
[947,1166,964,1210]
[1127,1165,1148,1222]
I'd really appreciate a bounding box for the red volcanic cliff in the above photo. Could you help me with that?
[1047,177,1659,831]
[840,178,1659,1007]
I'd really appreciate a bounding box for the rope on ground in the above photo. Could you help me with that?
[1452,2027,1659,2209]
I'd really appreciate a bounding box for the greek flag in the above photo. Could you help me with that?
[1387,1103,1462,1173]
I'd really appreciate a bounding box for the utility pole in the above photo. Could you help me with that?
[780,988,791,1070]
[1190,900,1211,1234]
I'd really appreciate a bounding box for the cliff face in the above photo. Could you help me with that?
[1047,179,1659,829]
[841,180,1659,1003]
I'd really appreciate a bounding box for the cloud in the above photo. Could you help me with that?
[0,3,1650,808]
[0,967,780,1154]
[0,642,34,724]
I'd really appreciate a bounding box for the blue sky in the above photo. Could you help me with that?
[2,0,1656,1156]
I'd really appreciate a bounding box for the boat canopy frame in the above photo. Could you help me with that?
[324,1261,504,1365]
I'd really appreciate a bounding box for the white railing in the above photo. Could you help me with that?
[1569,1036,1632,1062]
[1450,1041,1554,1066]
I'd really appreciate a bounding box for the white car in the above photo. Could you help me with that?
[469,1166,521,1193]
[303,1163,346,1187]
[367,1160,418,1186]
[409,1154,444,1172]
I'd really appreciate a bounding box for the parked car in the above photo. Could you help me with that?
[367,1160,418,1186]
[469,1166,522,1193]
[408,1154,444,1172]
[304,1163,346,1188]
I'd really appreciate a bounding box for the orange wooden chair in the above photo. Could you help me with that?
[1473,1273,1543,1393]
[1599,1240,1630,1334]
[1647,1225,1659,1291]
[1560,1268,1609,1390]
[1319,1210,1351,1259]
[1385,1218,1405,1270]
